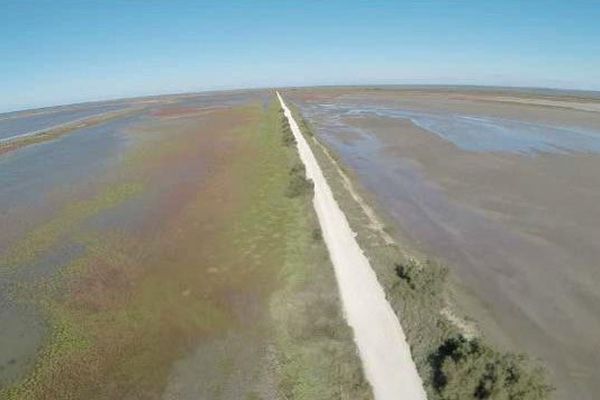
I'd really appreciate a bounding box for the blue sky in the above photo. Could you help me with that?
[1,0,599,112]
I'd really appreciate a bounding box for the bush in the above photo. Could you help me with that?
[286,173,313,198]
[286,162,313,198]
[311,227,322,241]
[280,110,296,146]
[395,259,447,296]
[299,116,315,137]
[289,163,305,176]
[282,125,295,146]
[430,336,552,400]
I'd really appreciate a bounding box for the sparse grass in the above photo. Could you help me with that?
[287,99,552,400]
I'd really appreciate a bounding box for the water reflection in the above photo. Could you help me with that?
[307,102,600,154]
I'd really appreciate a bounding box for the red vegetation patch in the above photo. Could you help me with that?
[151,107,209,117]
[70,258,135,312]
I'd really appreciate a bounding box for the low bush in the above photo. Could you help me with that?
[282,126,295,146]
[393,259,550,399]
[289,162,305,176]
[286,172,313,198]
[285,160,312,198]
[430,335,552,400]
[299,116,315,137]
[395,259,447,296]
[280,113,296,146]
[311,227,322,241]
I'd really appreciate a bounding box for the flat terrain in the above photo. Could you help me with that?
[286,87,600,400]
[0,91,370,399]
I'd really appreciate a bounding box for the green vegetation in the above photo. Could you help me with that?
[279,112,313,198]
[394,260,551,399]
[430,336,550,400]
[286,162,313,198]
[287,101,552,400]
[281,112,296,146]
[395,259,447,294]
[296,114,315,137]
[271,101,371,399]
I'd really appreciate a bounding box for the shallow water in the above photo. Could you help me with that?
[0,103,131,141]
[306,102,600,154]
[292,92,600,400]
[0,112,145,386]
[0,295,46,387]
[0,91,272,142]
[0,114,142,217]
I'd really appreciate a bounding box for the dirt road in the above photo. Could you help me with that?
[277,92,426,400]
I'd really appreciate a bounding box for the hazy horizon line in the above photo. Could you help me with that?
[3,82,600,115]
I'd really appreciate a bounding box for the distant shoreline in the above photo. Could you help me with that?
[3,84,599,116]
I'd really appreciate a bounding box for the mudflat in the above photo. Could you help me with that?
[287,87,600,400]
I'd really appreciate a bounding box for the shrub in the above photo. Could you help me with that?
[286,173,313,198]
[395,259,447,296]
[282,125,295,146]
[311,227,322,241]
[280,110,296,146]
[299,116,315,137]
[289,162,305,176]
[430,336,552,400]
[286,163,313,198]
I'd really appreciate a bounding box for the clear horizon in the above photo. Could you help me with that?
[2,0,599,112]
